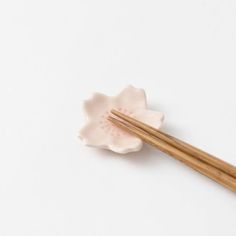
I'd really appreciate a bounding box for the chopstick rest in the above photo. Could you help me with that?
[79,85,164,154]
[79,85,236,192]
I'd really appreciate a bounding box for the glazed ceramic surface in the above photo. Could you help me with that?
[79,85,164,154]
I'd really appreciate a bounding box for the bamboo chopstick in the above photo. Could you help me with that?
[108,111,236,192]
[111,109,236,179]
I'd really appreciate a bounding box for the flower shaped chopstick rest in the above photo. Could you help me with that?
[79,85,236,192]
[79,85,164,154]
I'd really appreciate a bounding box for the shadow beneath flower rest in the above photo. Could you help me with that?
[97,144,164,168]
[123,144,164,166]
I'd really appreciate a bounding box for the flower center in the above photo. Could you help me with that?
[99,107,133,137]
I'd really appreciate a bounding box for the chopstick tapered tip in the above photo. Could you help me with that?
[107,115,119,125]
[110,109,119,115]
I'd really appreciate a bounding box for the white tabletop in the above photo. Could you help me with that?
[0,0,236,235]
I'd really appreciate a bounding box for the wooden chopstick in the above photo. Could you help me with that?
[111,109,236,179]
[108,112,236,192]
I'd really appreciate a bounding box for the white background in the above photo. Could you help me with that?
[0,0,236,235]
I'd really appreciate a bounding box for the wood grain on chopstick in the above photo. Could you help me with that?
[108,111,236,192]
[111,109,236,179]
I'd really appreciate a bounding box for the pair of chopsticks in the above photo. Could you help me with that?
[108,109,236,192]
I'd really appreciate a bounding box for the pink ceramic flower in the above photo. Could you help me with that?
[79,85,164,154]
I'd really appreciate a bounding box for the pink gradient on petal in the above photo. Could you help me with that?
[79,85,164,154]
